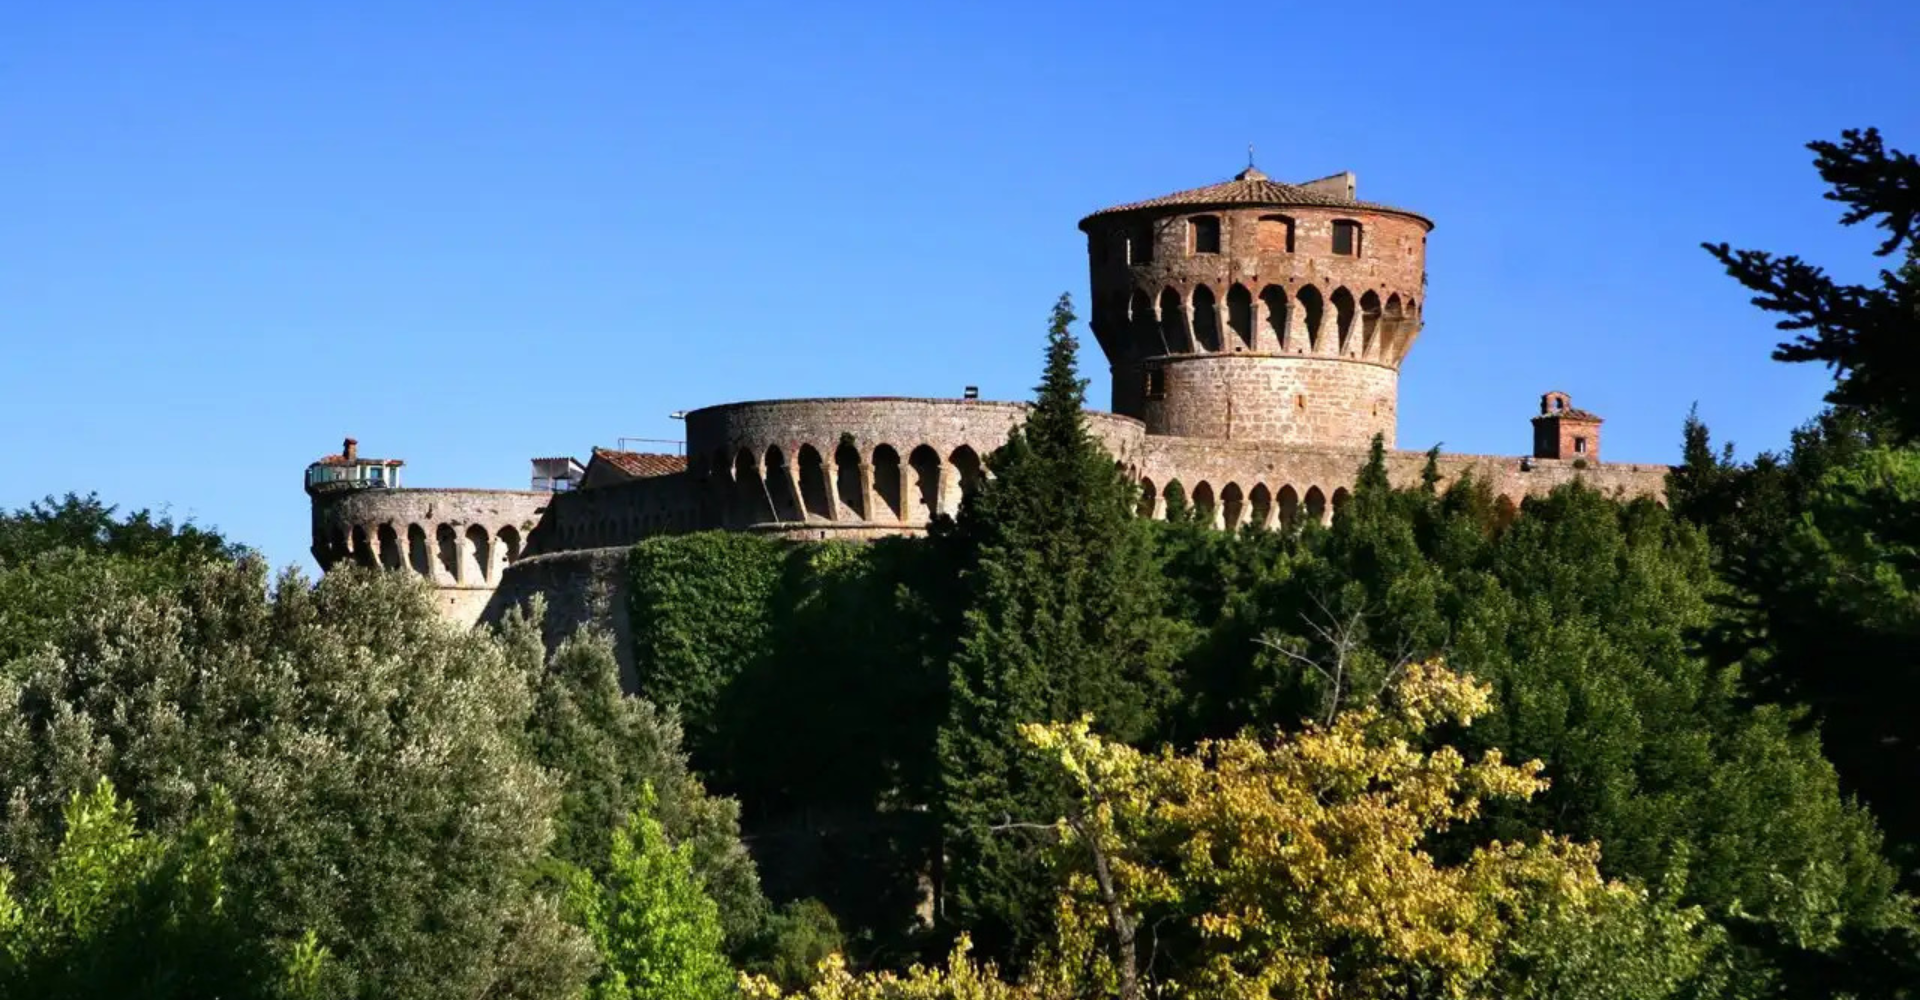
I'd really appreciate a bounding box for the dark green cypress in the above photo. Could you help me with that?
[932,294,1180,964]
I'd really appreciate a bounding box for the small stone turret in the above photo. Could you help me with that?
[1531,391,1602,462]
[1079,164,1432,447]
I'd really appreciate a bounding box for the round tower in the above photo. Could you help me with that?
[1080,166,1432,447]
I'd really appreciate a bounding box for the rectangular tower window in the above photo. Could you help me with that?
[1128,226,1154,264]
[1331,219,1362,256]
[1190,215,1221,254]
[1144,367,1167,401]
[1574,436,1587,455]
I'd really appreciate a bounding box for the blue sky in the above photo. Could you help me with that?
[3,0,1916,570]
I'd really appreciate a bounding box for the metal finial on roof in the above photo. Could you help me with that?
[1235,146,1268,182]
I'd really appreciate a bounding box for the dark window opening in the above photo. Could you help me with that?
[1331,219,1361,256]
[1128,227,1154,264]
[1574,436,1587,454]
[1190,216,1221,254]
[1144,367,1167,401]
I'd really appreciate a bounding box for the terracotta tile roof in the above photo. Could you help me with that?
[591,448,686,478]
[1079,166,1430,228]
[1538,407,1604,422]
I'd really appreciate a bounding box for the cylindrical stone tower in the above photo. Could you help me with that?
[1080,167,1432,447]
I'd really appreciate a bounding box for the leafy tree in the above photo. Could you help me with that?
[1169,469,1908,994]
[741,936,1034,1000]
[527,624,770,949]
[748,665,1725,1000]
[0,779,324,999]
[933,294,1186,961]
[563,790,736,1000]
[0,492,241,665]
[0,561,594,999]
[1703,128,1920,438]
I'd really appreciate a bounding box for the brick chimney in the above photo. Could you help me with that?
[343,437,358,462]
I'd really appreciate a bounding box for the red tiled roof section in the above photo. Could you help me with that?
[592,448,687,478]
[1079,166,1429,227]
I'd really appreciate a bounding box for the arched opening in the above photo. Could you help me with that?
[908,445,942,522]
[1129,288,1158,354]
[734,449,771,525]
[1191,285,1221,352]
[764,446,802,522]
[1297,285,1325,354]
[1162,481,1188,520]
[350,525,375,568]
[436,524,459,581]
[1226,284,1254,351]
[1159,287,1190,353]
[465,524,491,582]
[407,524,430,576]
[1383,294,1405,361]
[377,524,402,570]
[1221,483,1245,531]
[1258,214,1295,253]
[949,446,984,515]
[834,440,865,520]
[872,445,904,522]
[1192,482,1217,528]
[1249,484,1273,529]
[708,448,731,482]
[1277,486,1299,531]
[1331,287,1356,356]
[1260,285,1289,351]
[797,445,833,521]
[1304,487,1328,525]
[499,526,522,564]
[1360,290,1383,358]
[1331,487,1352,521]
[1137,478,1159,519]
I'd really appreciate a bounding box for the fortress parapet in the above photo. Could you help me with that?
[682,397,1147,540]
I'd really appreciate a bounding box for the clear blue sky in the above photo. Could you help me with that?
[4,0,1916,570]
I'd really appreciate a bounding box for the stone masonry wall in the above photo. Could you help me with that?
[483,547,636,688]
[310,487,552,626]
[683,397,1147,538]
[1137,355,1397,446]
[1137,436,1667,528]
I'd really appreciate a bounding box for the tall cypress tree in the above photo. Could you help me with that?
[933,294,1180,964]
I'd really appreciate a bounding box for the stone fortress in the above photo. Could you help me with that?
[306,165,1669,635]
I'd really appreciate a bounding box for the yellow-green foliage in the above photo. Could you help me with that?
[746,664,1721,1000]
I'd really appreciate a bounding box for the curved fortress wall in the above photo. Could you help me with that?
[310,488,550,623]
[682,398,1147,540]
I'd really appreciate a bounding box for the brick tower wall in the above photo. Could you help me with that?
[1085,202,1429,446]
